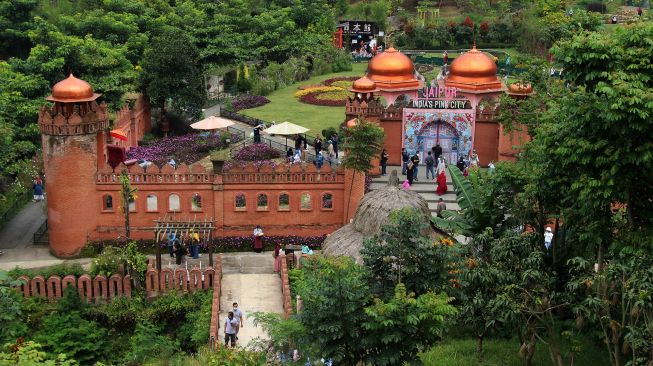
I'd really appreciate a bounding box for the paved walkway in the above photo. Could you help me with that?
[0,200,47,250]
[218,252,284,348]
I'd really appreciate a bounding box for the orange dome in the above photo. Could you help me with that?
[46,74,101,102]
[368,47,415,82]
[350,77,378,93]
[445,45,503,91]
[346,118,358,128]
[366,47,421,91]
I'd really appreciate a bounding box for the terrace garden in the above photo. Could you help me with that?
[126,132,241,167]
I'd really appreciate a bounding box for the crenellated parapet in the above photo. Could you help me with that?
[96,162,213,185]
[222,161,344,184]
[38,101,110,136]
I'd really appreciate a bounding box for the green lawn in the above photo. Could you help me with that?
[420,337,611,366]
[240,63,368,133]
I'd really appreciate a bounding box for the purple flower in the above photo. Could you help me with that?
[232,95,270,111]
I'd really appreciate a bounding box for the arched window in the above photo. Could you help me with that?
[278,193,290,211]
[146,194,158,212]
[322,193,333,210]
[103,195,113,211]
[235,193,246,211]
[168,194,181,212]
[300,193,312,210]
[128,197,136,212]
[257,193,268,210]
[191,194,202,211]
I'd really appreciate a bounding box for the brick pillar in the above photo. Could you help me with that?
[343,169,365,224]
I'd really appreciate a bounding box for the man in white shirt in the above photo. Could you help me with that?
[232,302,245,340]
[224,311,239,347]
[544,227,554,250]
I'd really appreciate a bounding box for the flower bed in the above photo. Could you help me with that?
[233,143,280,161]
[232,95,270,111]
[82,235,326,256]
[127,133,239,166]
[322,76,358,86]
[299,91,349,106]
[294,76,358,107]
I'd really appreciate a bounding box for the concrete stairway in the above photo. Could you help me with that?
[218,252,284,348]
[370,165,460,216]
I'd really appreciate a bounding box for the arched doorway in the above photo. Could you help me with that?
[415,119,460,163]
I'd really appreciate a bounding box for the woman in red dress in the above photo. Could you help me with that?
[436,170,447,195]
[253,225,264,253]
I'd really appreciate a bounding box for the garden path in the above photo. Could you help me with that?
[218,252,284,349]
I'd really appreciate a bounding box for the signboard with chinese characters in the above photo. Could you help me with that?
[338,21,377,35]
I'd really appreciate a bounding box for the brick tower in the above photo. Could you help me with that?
[38,74,109,256]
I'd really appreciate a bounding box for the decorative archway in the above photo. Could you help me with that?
[153,215,216,270]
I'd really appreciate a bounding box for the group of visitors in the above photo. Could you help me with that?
[311,133,339,167]
[224,302,246,347]
[352,39,380,58]
[166,230,202,265]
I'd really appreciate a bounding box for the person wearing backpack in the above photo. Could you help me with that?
[425,151,436,180]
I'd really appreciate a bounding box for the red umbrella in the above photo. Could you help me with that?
[110,127,128,141]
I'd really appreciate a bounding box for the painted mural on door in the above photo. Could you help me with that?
[403,109,474,163]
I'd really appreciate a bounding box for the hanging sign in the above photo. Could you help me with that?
[338,21,377,35]
[410,86,472,109]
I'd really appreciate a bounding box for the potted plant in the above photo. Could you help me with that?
[210,148,230,173]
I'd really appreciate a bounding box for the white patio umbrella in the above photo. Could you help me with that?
[190,116,235,130]
[263,121,309,149]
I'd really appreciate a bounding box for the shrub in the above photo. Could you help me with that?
[231,95,270,111]
[322,127,337,141]
[176,290,213,352]
[233,143,280,161]
[35,310,108,364]
[0,340,76,365]
[331,53,353,72]
[125,322,178,364]
[90,246,124,277]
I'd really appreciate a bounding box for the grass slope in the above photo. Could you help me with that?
[240,63,367,133]
[420,338,611,366]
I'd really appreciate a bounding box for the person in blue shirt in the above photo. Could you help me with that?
[316,151,324,169]
[166,231,178,258]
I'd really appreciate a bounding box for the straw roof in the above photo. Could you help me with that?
[322,171,433,263]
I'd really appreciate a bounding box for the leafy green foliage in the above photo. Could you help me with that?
[0,340,77,366]
[362,208,456,298]
[34,310,107,364]
[433,166,505,236]
[568,250,653,366]
[0,270,27,345]
[296,256,370,365]
[251,312,313,356]
[140,27,205,119]
[125,322,178,364]
[342,117,385,174]
[363,283,457,366]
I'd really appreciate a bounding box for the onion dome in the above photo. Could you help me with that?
[345,118,358,128]
[366,47,421,91]
[445,45,503,92]
[507,82,534,95]
[350,77,378,93]
[46,74,101,103]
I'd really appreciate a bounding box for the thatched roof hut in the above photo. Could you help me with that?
[322,171,435,263]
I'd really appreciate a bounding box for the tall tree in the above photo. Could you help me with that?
[119,172,137,240]
[139,27,205,120]
[341,118,384,220]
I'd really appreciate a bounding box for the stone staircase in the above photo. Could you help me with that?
[369,165,460,217]
[218,252,283,347]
